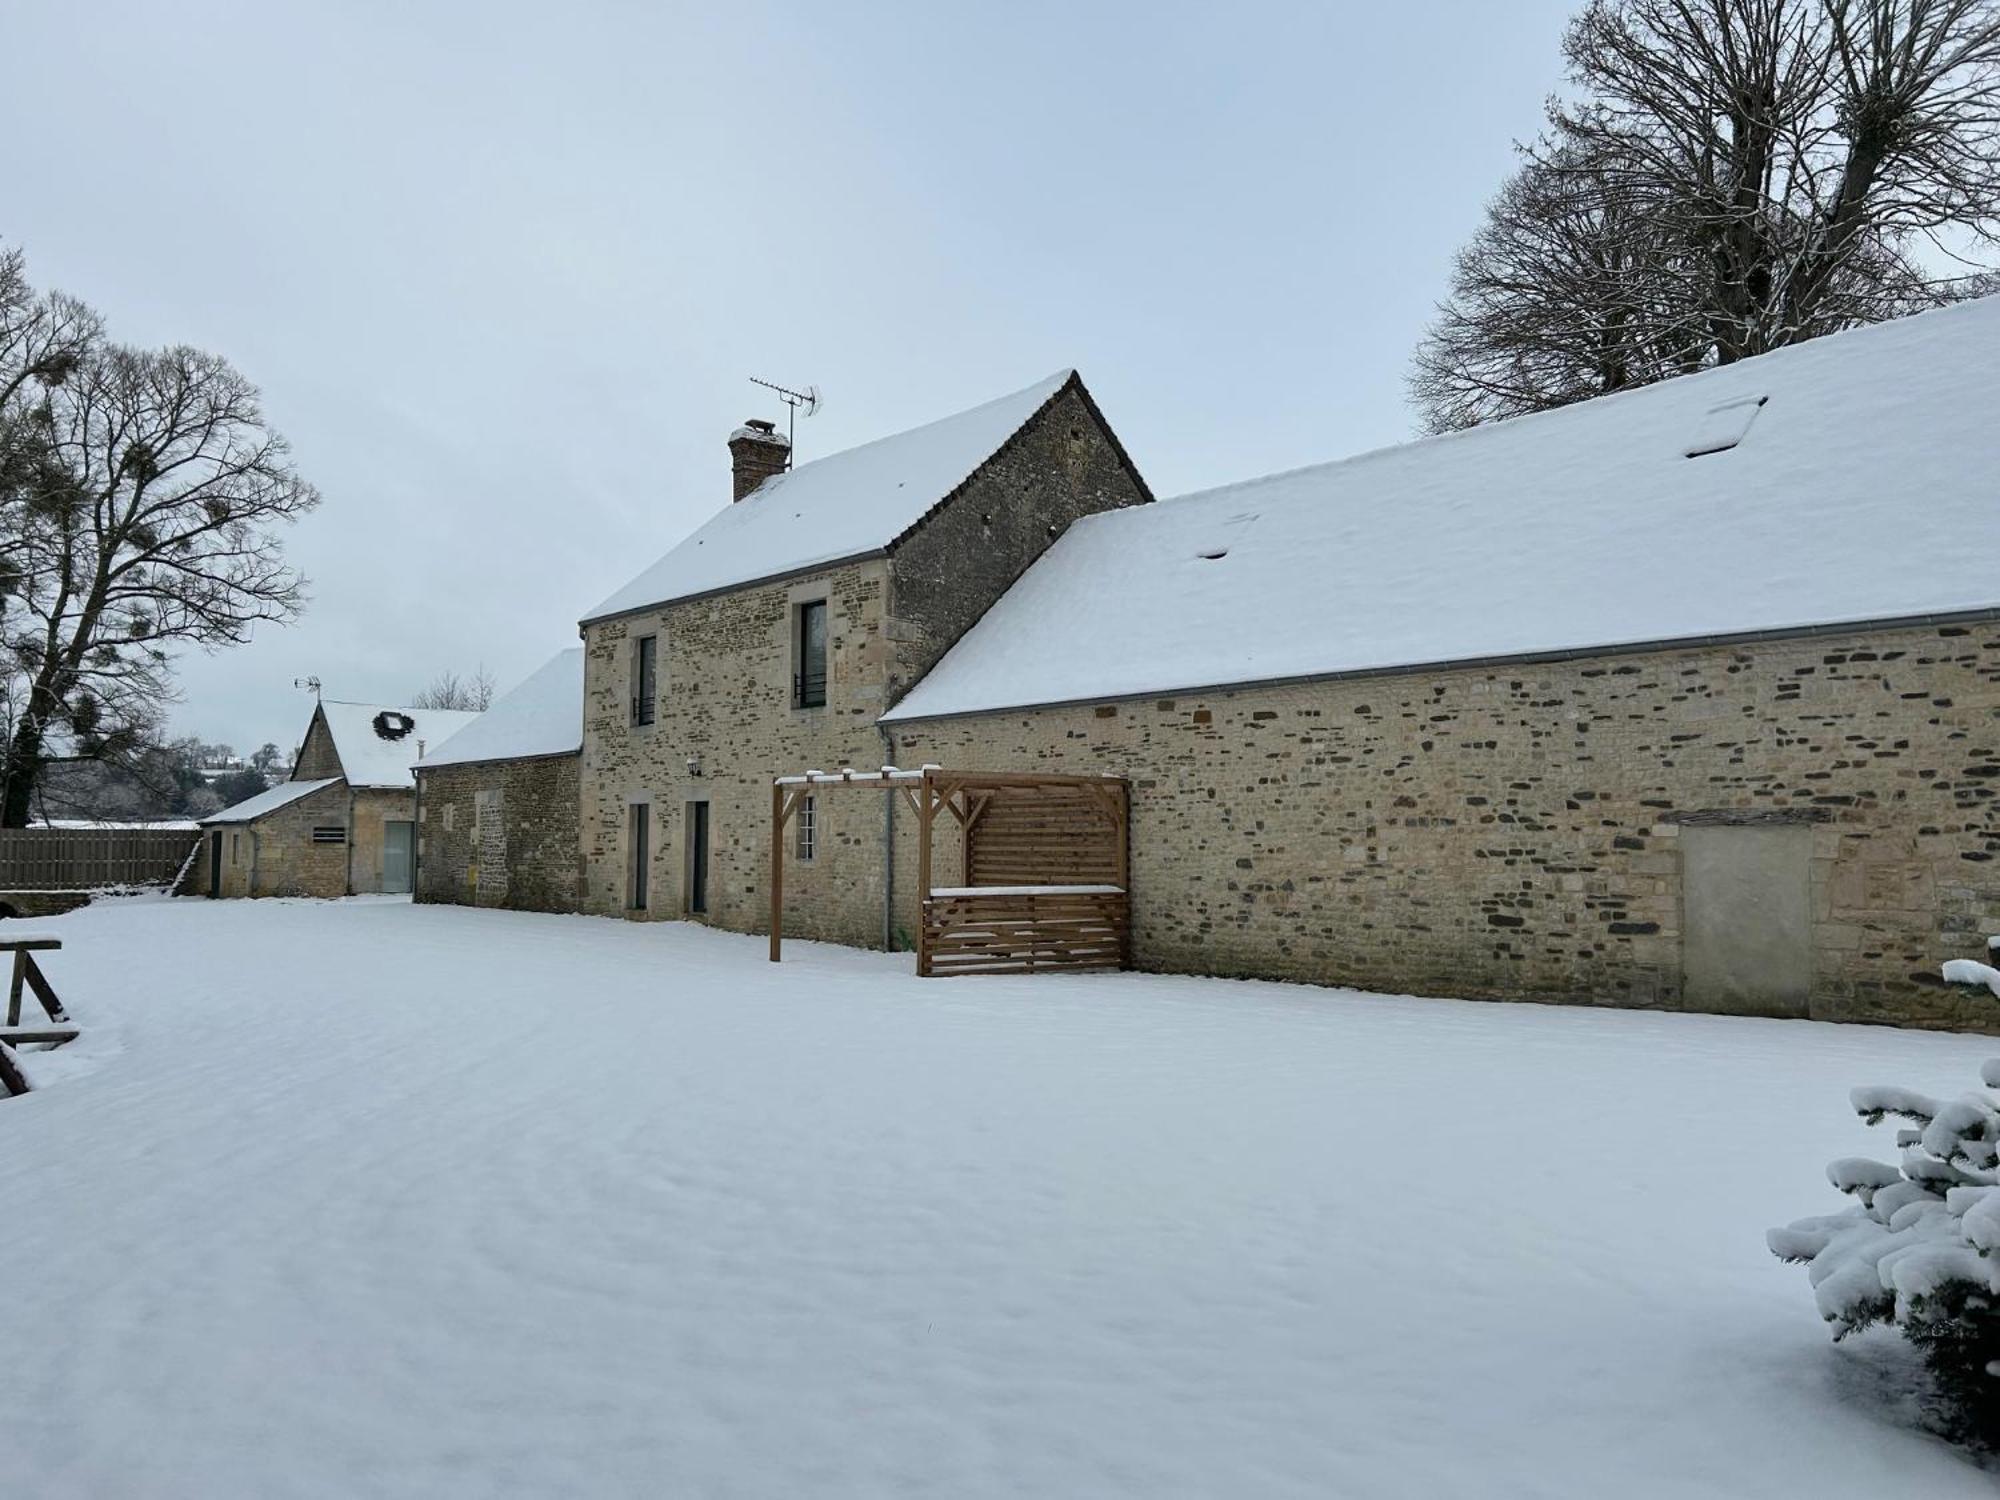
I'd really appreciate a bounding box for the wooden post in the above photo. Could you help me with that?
[21,957,66,1023]
[769,781,785,963]
[1114,782,1132,970]
[5,951,23,1028]
[0,1040,26,1099]
[916,771,935,977]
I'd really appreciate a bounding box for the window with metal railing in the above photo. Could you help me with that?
[631,634,657,727]
[793,600,827,709]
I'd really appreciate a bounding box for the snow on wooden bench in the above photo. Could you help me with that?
[0,935,74,1098]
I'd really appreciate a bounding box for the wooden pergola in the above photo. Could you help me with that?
[769,765,1131,976]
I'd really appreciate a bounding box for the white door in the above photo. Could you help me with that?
[382,821,415,894]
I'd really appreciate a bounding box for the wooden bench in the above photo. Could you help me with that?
[3,937,68,1027]
[0,937,72,1098]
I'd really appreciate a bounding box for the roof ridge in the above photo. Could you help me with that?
[743,369,1076,501]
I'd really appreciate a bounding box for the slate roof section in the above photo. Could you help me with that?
[581,370,1146,623]
[885,297,2000,721]
[200,777,341,825]
[417,650,584,769]
[315,702,481,789]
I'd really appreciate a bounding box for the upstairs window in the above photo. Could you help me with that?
[631,634,658,727]
[793,600,827,709]
[311,825,346,844]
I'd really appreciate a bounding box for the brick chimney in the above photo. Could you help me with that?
[728,419,790,502]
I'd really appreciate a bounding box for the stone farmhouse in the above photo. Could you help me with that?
[200,700,476,898]
[418,300,2000,1030]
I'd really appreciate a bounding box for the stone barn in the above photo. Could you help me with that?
[200,700,477,898]
[414,649,584,912]
[880,301,2000,1030]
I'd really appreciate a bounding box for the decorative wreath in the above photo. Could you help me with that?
[373,710,417,741]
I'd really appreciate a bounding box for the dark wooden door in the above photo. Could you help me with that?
[628,804,650,911]
[687,802,709,914]
[208,831,223,897]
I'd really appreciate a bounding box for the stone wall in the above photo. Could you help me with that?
[884,620,2000,1031]
[579,559,897,940]
[417,754,582,912]
[0,891,93,919]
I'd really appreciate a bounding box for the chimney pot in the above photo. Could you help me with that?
[728,418,791,502]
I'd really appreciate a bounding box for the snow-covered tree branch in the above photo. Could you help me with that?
[1769,948,2000,1447]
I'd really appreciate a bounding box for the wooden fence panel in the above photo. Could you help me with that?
[0,829,202,891]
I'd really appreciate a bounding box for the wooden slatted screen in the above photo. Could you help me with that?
[965,785,1121,888]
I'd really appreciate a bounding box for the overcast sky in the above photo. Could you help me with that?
[3,0,1578,754]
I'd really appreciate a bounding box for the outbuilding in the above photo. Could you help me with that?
[200,700,477,898]
[414,650,584,912]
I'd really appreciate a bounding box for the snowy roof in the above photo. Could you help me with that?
[886,297,2000,721]
[316,702,481,789]
[583,370,1080,622]
[200,777,340,825]
[417,650,584,769]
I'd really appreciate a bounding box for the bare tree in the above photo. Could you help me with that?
[409,664,495,713]
[0,248,98,623]
[0,246,319,826]
[1414,0,2000,429]
[1411,138,1714,431]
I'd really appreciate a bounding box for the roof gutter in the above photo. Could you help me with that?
[414,748,583,774]
[577,549,889,631]
[879,606,2000,725]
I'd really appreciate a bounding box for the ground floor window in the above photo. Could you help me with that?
[796,794,816,861]
[311,826,346,844]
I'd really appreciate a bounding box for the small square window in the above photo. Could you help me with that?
[797,794,816,861]
[311,825,346,844]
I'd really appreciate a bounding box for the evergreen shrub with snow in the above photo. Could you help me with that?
[1768,948,2000,1448]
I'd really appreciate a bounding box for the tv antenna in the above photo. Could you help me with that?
[294,675,322,700]
[748,376,820,467]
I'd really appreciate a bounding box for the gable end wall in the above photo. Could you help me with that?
[884,382,1149,697]
[293,710,343,780]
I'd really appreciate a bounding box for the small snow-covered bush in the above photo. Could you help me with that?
[1768,951,2000,1447]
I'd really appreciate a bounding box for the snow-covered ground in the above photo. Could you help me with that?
[3,896,1994,1498]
